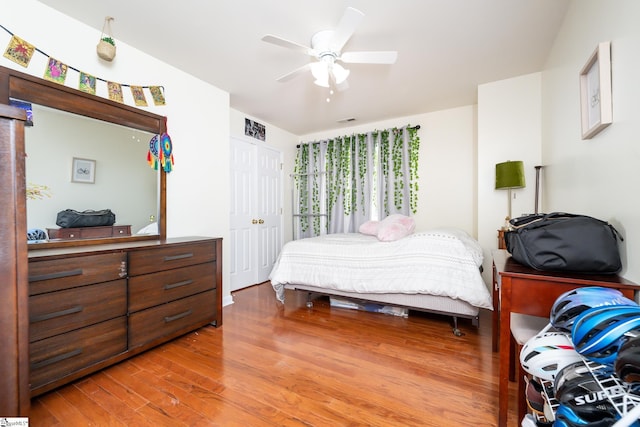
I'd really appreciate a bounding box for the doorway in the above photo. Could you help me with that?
[229,137,283,291]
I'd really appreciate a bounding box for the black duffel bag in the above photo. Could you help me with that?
[504,212,623,274]
[56,209,116,228]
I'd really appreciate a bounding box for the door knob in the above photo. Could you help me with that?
[252,219,258,224]
[258,219,264,224]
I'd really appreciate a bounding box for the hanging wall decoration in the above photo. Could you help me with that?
[43,57,68,84]
[130,86,148,106]
[159,132,175,172]
[149,86,166,106]
[96,16,116,61]
[147,133,175,172]
[0,23,167,108]
[107,81,124,103]
[245,118,266,141]
[147,134,160,170]
[79,71,96,94]
[3,34,35,67]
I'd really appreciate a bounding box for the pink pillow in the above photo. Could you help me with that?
[359,220,380,236]
[376,214,416,242]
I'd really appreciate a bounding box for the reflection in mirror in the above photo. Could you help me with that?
[25,103,159,243]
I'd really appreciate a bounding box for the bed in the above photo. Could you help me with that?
[269,228,493,335]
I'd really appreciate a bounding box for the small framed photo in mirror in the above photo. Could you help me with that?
[71,157,96,183]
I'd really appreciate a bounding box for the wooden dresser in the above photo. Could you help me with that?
[47,225,132,240]
[27,236,222,397]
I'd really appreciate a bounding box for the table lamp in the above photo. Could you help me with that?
[495,160,526,224]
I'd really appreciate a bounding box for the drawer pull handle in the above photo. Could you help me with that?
[163,253,194,262]
[30,305,84,323]
[164,309,193,323]
[29,268,83,283]
[31,348,83,370]
[164,279,194,290]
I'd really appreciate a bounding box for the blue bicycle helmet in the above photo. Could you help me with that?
[571,305,640,365]
[550,286,637,332]
[553,402,618,427]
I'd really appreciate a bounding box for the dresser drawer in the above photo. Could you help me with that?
[128,290,216,348]
[30,279,127,342]
[128,241,216,276]
[30,317,127,391]
[47,225,132,240]
[29,252,127,295]
[128,262,216,312]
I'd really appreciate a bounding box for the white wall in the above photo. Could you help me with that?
[4,1,233,300]
[300,105,478,237]
[477,73,543,282]
[541,0,640,282]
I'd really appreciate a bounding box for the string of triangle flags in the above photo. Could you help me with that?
[0,23,166,107]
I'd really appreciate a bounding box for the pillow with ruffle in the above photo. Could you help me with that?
[376,214,416,242]
[359,220,380,236]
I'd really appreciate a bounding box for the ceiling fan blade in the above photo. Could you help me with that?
[341,51,398,64]
[276,63,312,82]
[262,34,315,56]
[330,7,365,52]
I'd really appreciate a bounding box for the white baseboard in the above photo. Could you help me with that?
[222,295,234,307]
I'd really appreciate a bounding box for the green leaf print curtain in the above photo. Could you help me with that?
[293,125,420,239]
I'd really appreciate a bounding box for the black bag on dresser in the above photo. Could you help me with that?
[504,212,622,274]
[56,209,116,228]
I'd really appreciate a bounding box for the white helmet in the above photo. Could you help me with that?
[519,331,582,381]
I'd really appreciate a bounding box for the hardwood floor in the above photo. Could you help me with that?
[29,282,520,426]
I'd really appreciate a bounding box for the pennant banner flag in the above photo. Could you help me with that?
[79,71,96,95]
[107,81,124,103]
[3,35,35,67]
[131,85,148,106]
[149,86,166,106]
[43,57,68,84]
[0,24,167,108]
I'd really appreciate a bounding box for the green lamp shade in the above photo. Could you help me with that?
[495,161,526,189]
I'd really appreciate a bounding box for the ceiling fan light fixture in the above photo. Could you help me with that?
[332,63,350,85]
[310,61,330,87]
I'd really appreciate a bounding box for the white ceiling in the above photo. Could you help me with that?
[37,0,570,135]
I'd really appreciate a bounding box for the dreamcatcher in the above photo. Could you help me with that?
[147,132,175,172]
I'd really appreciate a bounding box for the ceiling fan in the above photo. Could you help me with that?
[261,7,398,90]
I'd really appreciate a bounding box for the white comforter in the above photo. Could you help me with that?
[269,228,493,310]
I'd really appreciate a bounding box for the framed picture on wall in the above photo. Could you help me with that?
[71,157,96,183]
[579,41,612,140]
[245,118,266,141]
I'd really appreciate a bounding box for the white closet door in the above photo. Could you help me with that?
[230,137,282,291]
[256,145,282,283]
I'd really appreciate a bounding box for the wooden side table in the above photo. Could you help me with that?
[493,250,638,427]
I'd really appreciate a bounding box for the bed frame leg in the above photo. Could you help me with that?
[472,315,479,328]
[452,317,464,337]
[305,292,314,308]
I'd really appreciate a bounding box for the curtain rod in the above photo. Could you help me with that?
[296,124,420,147]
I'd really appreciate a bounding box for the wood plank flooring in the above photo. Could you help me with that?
[29,282,520,426]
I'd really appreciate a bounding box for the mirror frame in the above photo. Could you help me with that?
[0,65,167,249]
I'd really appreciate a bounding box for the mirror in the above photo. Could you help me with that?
[25,104,159,242]
[0,65,167,248]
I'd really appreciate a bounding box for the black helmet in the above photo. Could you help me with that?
[553,401,618,426]
[615,334,640,383]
